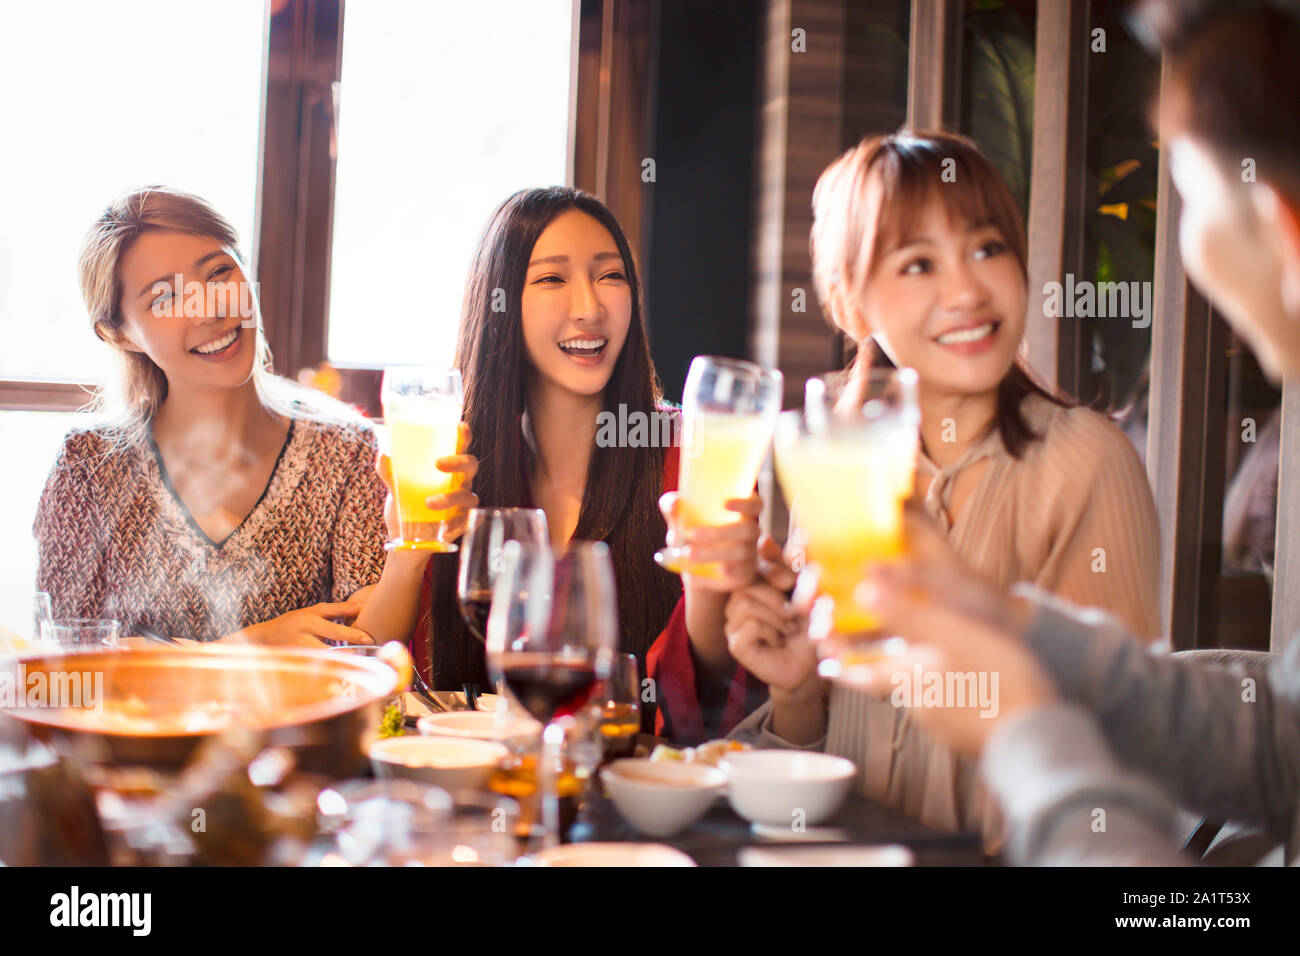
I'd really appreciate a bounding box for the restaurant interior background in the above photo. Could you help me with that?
[0,0,1293,656]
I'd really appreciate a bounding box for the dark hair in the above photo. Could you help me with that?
[811,129,1072,458]
[424,187,680,701]
[1129,0,1300,202]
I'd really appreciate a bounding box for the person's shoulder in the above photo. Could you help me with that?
[40,420,139,505]
[293,410,377,454]
[1017,396,1151,512]
[1023,395,1142,470]
[53,421,135,471]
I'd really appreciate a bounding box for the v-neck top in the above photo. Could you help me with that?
[34,414,387,641]
[146,419,296,550]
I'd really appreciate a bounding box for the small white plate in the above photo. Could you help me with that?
[531,843,697,867]
[750,822,852,842]
[402,692,501,718]
[417,710,539,741]
[739,844,914,867]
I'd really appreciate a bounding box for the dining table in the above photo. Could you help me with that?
[572,787,987,867]
[562,732,988,867]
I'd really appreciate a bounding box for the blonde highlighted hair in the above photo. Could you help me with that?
[78,186,359,444]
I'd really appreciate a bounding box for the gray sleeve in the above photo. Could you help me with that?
[1011,583,1300,841]
[728,698,827,751]
[980,703,1190,866]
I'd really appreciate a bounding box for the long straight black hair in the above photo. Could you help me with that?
[423,187,681,696]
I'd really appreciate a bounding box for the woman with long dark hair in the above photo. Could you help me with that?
[359,187,755,734]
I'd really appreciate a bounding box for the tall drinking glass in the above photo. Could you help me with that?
[381,366,464,552]
[457,508,549,643]
[486,540,616,848]
[655,355,783,575]
[774,368,919,683]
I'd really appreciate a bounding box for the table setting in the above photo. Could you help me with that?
[0,626,984,867]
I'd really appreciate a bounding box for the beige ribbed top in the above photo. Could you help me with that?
[824,392,1162,851]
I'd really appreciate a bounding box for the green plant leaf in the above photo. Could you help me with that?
[961,8,1036,215]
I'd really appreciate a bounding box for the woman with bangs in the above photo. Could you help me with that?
[353,187,767,736]
[668,131,1162,849]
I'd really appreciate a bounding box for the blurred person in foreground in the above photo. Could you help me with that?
[842,0,1300,865]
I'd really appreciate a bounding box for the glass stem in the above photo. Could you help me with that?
[540,721,565,849]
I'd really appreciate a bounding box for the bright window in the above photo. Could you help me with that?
[0,1,264,636]
[0,0,264,383]
[327,0,573,370]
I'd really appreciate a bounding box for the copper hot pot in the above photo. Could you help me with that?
[2,644,406,778]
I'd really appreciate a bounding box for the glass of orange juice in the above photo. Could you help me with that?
[774,368,919,683]
[381,366,464,552]
[655,355,783,576]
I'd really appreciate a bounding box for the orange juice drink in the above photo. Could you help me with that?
[678,411,775,528]
[775,414,917,634]
[384,398,462,551]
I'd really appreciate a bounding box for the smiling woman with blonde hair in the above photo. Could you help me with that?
[34,186,475,646]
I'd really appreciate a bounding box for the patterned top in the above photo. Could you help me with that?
[33,415,387,642]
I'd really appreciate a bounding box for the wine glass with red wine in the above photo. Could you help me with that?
[486,539,617,848]
[457,508,549,643]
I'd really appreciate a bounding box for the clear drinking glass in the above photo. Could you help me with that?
[381,366,465,552]
[40,618,120,653]
[412,791,522,866]
[457,508,550,643]
[32,592,53,645]
[592,652,641,765]
[486,540,617,848]
[774,368,919,684]
[655,355,783,575]
[315,778,453,867]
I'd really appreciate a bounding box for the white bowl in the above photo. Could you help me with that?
[417,711,540,743]
[600,759,726,837]
[368,736,509,790]
[719,750,856,827]
[532,842,696,867]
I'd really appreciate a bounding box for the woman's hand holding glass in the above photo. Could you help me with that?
[722,536,818,694]
[841,508,1045,754]
[658,489,763,593]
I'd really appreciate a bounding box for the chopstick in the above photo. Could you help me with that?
[136,626,182,647]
